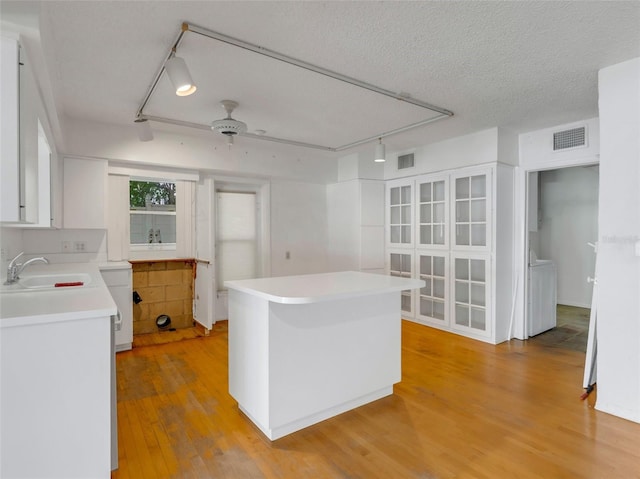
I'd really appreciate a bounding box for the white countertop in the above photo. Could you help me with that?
[225,271,425,304]
[0,262,117,328]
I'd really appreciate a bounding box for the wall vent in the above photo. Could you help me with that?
[553,126,587,151]
[397,153,415,170]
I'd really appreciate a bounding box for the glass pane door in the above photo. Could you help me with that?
[454,173,489,248]
[417,253,447,324]
[390,252,413,314]
[389,184,412,245]
[453,255,488,333]
[417,178,447,247]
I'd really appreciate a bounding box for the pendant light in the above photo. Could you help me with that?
[374,138,386,162]
[164,53,196,96]
[134,117,154,142]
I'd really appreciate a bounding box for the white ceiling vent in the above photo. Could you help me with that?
[553,126,587,152]
[398,153,415,170]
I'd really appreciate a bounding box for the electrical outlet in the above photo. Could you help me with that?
[62,241,73,252]
[74,241,86,252]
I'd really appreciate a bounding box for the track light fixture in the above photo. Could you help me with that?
[164,51,196,96]
[374,138,386,162]
[134,117,154,142]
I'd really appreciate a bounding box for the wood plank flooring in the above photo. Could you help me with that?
[112,320,640,479]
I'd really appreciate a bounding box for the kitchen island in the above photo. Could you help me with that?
[225,271,424,440]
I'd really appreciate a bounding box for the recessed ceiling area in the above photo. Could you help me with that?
[4,1,639,157]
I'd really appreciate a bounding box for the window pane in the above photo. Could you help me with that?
[401,186,411,204]
[420,204,431,223]
[390,254,401,272]
[390,187,400,205]
[401,225,411,243]
[433,278,445,299]
[471,283,485,306]
[433,181,445,201]
[471,175,486,198]
[433,203,445,223]
[401,254,412,273]
[420,255,431,275]
[390,226,400,243]
[470,308,486,330]
[455,305,469,326]
[471,224,487,246]
[420,225,432,244]
[390,206,400,224]
[433,300,445,320]
[420,183,431,202]
[401,294,412,312]
[420,298,433,317]
[401,205,411,224]
[434,224,445,244]
[470,199,486,222]
[456,224,470,245]
[470,259,485,282]
[433,256,445,277]
[456,201,469,222]
[421,281,432,297]
[455,258,469,280]
[456,177,469,199]
[455,281,469,303]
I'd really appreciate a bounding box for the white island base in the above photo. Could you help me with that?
[226,271,424,440]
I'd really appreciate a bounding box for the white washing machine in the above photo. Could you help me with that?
[528,259,557,336]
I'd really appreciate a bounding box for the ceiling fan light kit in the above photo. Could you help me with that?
[210,100,248,137]
[134,117,154,142]
[135,21,453,155]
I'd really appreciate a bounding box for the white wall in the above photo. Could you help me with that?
[514,118,600,340]
[596,57,640,423]
[270,180,329,277]
[537,166,598,307]
[383,128,503,180]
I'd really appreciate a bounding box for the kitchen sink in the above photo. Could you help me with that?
[1,273,92,293]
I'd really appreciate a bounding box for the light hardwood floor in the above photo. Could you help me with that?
[112,320,640,479]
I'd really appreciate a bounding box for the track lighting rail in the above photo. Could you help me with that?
[135,21,453,152]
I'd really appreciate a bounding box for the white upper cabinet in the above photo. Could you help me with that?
[1,36,20,222]
[385,163,514,344]
[63,157,108,229]
[1,36,58,227]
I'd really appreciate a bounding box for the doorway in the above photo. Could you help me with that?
[213,179,270,320]
[525,165,599,351]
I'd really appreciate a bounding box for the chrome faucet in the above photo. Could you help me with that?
[5,252,49,285]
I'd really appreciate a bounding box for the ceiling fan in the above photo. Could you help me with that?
[210,100,247,145]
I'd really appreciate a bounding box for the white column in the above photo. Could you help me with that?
[596,57,640,423]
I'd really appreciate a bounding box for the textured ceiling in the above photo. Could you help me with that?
[5,1,640,156]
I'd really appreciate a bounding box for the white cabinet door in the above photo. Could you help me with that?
[452,169,492,250]
[386,179,413,247]
[416,174,449,249]
[63,157,107,229]
[389,250,414,316]
[415,251,449,327]
[1,37,20,222]
[101,266,133,351]
[451,253,491,338]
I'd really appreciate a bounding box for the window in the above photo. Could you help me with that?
[216,191,257,290]
[129,179,177,250]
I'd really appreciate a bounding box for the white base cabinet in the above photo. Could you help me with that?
[100,262,133,351]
